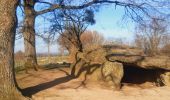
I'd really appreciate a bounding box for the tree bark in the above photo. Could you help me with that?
[0,0,26,99]
[23,0,38,72]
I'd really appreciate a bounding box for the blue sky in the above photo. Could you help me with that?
[89,6,135,40]
[15,5,135,54]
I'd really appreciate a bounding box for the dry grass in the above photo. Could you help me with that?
[14,56,69,74]
[37,56,68,65]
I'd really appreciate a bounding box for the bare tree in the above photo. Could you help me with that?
[81,30,104,48]
[134,17,168,55]
[42,33,55,64]
[56,9,104,54]
[15,51,24,60]
[58,30,104,62]
[55,9,95,58]
[52,9,95,76]
[0,0,26,99]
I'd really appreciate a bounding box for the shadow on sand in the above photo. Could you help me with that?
[21,63,74,97]
[21,63,101,97]
[22,74,75,97]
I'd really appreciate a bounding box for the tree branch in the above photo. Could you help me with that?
[36,0,146,16]
[36,1,53,6]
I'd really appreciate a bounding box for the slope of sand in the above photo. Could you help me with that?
[16,67,170,100]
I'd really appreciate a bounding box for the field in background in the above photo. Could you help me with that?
[37,56,68,65]
[14,56,69,73]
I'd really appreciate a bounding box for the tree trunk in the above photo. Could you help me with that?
[70,48,84,77]
[70,40,84,76]
[23,0,38,72]
[47,42,51,64]
[0,0,26,99]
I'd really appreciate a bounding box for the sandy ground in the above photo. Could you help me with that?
[16,67,170,100]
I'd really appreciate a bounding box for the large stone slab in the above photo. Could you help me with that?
[107,54,170,70]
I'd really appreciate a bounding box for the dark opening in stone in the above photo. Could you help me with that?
[121,64,165,87]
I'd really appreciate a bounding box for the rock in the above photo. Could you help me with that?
[107,54,170,70]
[101,61,124,90]
[160,72,170,86]
[75,46,107,64]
